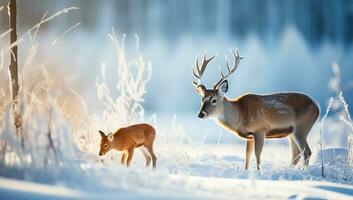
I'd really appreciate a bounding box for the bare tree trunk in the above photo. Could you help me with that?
[8,0,22,145]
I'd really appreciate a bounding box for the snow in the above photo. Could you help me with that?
[4,112,353,199]
[0,178,83,200]
[1,142,353,199]
[312,147,349,165]
[1,171,353,200]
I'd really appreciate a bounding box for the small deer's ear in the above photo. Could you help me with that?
[193,82,206,96]
[107,133,114,141]
[99,130,105,138]
[216,80,228,96]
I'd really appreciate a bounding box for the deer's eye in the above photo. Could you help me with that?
[211,99,217,105]
[104,144,108,148]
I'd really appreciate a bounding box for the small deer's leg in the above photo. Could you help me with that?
[145,145,157,168]
[140,148,151,167]
[245,139,254,170]
[145,134,157,168]
[254,132,265,170]
[289,135,301,165]
[126,148,134,167]
[120,152,127,165]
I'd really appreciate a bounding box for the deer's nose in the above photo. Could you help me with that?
[198,111,207,119]
[99,152,103,156]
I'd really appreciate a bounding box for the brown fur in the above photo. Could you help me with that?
[99,123,157,168]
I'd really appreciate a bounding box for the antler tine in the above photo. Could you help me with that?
[215,48,243,87]
[192,51,216,85]
[193,55,201,79]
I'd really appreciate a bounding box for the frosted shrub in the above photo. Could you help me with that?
[105,29,152,125]
[329,63,353,164]
[74,29,152,157]
[338,94,353,167]
[319,63,353,147]
[316,62,353,180]
[0,7,80,181]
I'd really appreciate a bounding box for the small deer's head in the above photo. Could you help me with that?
[192,49,242,120]
[98,130,114,156]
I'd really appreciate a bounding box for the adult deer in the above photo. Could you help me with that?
[99,123,157,168]
[192,49,320,170]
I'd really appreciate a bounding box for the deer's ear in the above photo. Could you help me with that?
[193,82,206,96]
[99,130,105,138]
[216,80,228,96]
[107,133,114,141]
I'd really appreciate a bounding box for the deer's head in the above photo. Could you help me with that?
[192,49,243,120]
[98,130,114,156]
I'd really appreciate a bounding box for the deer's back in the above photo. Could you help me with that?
[236,92,320,131]
[239,92,318,111]
[116,123,155,147]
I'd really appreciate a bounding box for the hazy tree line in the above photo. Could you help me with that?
[0,0,352,48]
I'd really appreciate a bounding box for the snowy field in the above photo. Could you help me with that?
[1,112,353,200]
[1,174,353,200]
[1,143,353,200]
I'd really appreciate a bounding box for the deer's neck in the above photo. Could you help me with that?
[215,97,244,133]
[111,136,123,151]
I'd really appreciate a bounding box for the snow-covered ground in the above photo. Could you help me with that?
[1,175,353,200]
[1,142,353,199]
[1,112,353,200]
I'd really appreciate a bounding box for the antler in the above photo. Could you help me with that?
[192,51,216,85]
[214,48,243,88]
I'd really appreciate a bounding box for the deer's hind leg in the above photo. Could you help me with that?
[253,132,265,170]
[144,144,156,168]
[145,145,157,168]
[140,147,151,167]
[292,105,318,166]
[292,120,316,166]
[144,133,157,168]
[292,130,311,166]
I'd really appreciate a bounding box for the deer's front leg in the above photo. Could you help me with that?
[245,139,254,170]
[254,132,265,170]
[126,148,134,167]
[121,152,127,165]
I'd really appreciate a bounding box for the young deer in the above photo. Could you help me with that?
[192,49,320,170]
[99,123,157,168]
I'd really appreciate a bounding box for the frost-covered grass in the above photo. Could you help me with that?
[0,7,80,177]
